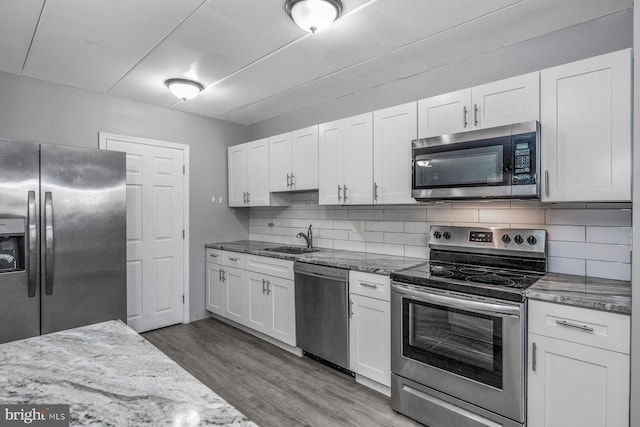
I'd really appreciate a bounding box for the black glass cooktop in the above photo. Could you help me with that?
[391,260,545,302]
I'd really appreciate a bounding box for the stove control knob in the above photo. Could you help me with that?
[443,231,451,240]
[433,231,442,239]
[527,235,537,245]
[514,235,524,244]
[501,234,511,243]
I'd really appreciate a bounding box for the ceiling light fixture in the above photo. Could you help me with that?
[284,0,343,33]
[164,78,204,100]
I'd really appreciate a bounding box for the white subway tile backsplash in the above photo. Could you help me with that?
[547,257,586,276]
[479,209,545,224]
[247,199,631,281]
[333,239,366,252]
[365,220,404,232]
[384,232,427,246]
[547,241,630,263]
[349,209,384,220]
[366,242,404,257]
[586,260,631,281]
[404,245,430,259]
[428,209,478,223]
[586,226,632,245]
[546,209,631,226]
[349,231,384,243]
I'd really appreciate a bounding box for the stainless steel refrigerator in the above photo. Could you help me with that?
[0,138,126,344]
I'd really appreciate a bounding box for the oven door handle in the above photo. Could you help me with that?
[392,283,521,318]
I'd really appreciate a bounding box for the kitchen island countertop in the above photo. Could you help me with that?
[0,320,257,426]
[525,273,631,314]
[205,240,425,275]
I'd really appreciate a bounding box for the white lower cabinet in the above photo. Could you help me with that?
[527,300,630,427]
[349,271,391,388]
[206,250,296,347]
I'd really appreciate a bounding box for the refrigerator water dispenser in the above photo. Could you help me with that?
[0,218,25,273]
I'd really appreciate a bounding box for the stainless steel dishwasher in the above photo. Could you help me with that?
[294,262,350,371]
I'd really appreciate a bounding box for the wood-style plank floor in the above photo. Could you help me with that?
[143,318,421,427]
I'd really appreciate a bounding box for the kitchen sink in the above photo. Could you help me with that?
[263,246,317,255]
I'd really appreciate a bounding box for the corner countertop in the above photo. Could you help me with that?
[205,240,426,275]
[0,320,257,426]
[525,273,631,315]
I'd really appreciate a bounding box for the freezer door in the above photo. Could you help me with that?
[40,144,126,334]
[0,139,40,343]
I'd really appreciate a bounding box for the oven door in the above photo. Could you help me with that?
[391,283,525,422]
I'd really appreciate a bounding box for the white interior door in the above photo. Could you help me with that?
[100,134,187,333]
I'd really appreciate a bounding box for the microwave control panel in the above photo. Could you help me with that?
[511,133,536,185]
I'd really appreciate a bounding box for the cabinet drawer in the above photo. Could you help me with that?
[528,300,630,354]
[206,248,224,264]
[349,271,390,302]
[223,252,246,269]
[246,255,294,280]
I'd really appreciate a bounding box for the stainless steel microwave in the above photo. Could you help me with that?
[412,121,540,200]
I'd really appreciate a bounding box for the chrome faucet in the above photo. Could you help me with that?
[296,225,313,249]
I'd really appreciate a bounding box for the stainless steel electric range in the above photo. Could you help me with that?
[390,225,547,427]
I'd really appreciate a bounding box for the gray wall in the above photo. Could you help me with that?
[247,10,633,139]
[0,70,249,321]
[632,2,639,425]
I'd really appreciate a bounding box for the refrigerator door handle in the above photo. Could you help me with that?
[44,192,54,295]
[27,191,37,298]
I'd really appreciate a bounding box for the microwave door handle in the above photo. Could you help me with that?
[392,283,520,318]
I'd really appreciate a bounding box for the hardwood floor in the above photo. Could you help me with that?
[143,317,421,427]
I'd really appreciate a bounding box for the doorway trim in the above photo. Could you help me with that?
[98,132,190,326]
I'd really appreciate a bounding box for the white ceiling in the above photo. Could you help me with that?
[0,0,631,126]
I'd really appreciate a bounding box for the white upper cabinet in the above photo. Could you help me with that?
[319,113,373,205]
[291,126,319,191]
[268,132,292,192]
[472,72,540,129]
[268,125,319,192]
[373,102,417,205]
[418,73,540,138]
[228,139,288,207]
[227,144,248,207]
[418,89,471,138]
[541,49,631,202]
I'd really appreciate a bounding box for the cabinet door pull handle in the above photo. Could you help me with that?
[349,299,353,318]
[209,253,219,258]
[262,278,266,294]
[473,104,479,127]
[360,281,378,289]
[532,342,537,372]
[338,185,342,202]
[373,182,378,201]
[266,280,271,295]
[544,170,550,197]
[286,174,291,187]
[343,184,348,201]
[463,106,468,128]
[219,269,222,281]
[246,192,250,204]
[291,174,295,186]
[228,257,240,262]
[555,320,594,332]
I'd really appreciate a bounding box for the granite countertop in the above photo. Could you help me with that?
[205,240,425,275]
[0,320,257,426]
[526,273,631,315]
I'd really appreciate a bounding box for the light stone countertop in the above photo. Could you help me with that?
[526,273,631,314]
[205,240,426,275]
[0,320,258,426]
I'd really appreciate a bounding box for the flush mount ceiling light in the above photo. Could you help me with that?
[164,78,204,100]
[284,0,343,33]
